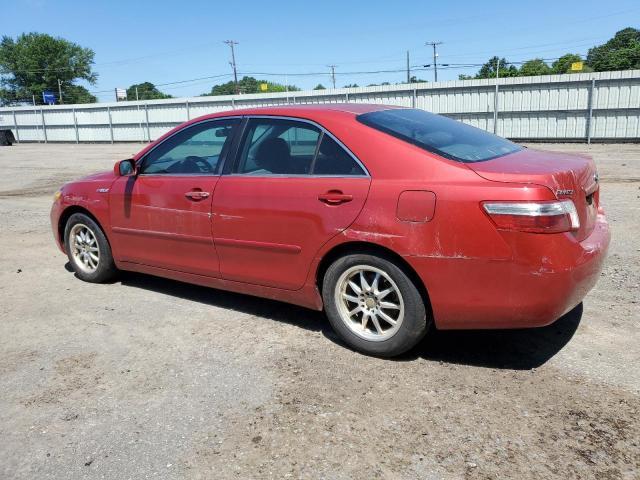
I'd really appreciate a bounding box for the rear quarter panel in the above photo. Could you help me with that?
[302,123,560,327]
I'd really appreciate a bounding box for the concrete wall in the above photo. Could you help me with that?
[1,70,638,143]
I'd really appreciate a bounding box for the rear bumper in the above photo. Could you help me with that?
[407,213,610,329]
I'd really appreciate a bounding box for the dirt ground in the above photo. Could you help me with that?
[0,142,638,480]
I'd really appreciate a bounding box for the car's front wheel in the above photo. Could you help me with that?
[64,213,117,283]
[322,253,429,357]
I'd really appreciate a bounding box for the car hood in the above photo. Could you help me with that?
[76,170,117,183]
[61,170,118,195]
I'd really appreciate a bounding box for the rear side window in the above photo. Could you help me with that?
[237,119,320,175]
[357,109,522,162]
[235,118,367,176]
[313,135,365,176]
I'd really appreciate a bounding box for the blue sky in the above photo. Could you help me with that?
[4,0,639,101]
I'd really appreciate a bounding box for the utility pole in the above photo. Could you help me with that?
[328,65,336,89]
[425,41,442,82]
[136,87,143,143]
[57,79,63,104]
[493,57,500,134]
[224,40,240,94]
[406,51,410,83]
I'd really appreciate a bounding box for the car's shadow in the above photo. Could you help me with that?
[407,304,582,370]
[118,271,331,335]
[75,266,581,371]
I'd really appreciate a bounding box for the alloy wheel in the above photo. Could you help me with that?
[334,265,405,341]
[70,223,100,273]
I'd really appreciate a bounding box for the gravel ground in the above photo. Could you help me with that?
[0,142,638,480]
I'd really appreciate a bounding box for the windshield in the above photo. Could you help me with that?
[357,108,522,162]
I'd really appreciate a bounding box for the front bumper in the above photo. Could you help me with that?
[407,213,610,330]
[50,199,66,253]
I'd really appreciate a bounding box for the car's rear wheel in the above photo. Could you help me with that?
[322,253,429,357]
[64,213,117,283]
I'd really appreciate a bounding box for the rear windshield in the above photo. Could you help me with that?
[357,108,522,162]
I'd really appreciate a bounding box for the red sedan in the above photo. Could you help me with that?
[51,104,610,356]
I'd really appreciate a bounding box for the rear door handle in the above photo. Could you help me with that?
[318,191,353,205]
[185,190,210,200]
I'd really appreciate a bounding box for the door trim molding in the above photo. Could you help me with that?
[215,237,302,254]
[112,226,212,244]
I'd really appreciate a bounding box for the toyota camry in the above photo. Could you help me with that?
[51,104,610,356]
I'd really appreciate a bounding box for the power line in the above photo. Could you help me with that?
[442,39,605,60]
[426,7,640,48]
[0,35,602,80]
[4,53,590,105]
[44,7,640,74]
[89,54,587,95]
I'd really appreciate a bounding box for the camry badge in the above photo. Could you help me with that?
[556,189,574,196]
[96,188,109,193]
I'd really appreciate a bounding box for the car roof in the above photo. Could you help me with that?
[197,102,403,121]
[134,103,404,160]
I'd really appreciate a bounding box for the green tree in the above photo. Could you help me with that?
[207,76,299,95]
[409,76,427,83]
[313,83,326,90]
[587,27,640,71]
[63,84,97,103]
[126,82,172,100]
[551,53,592,74]
[343,83,359,88]
[519,58,552,76]
[0,32,97,105]
[475,57,518,79]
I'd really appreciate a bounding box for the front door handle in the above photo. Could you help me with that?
[185,190,210,200]
[318,191,353,205]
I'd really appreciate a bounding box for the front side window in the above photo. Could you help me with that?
[235,118,366,176]
[357,108,522,163]
[141,119,238,174]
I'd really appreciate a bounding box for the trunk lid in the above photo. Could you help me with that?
[467,148,599,241]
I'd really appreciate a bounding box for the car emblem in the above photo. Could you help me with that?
[96,188,110,193]
[556,189,574,196]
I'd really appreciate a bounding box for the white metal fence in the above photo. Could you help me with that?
[1,70,639,143]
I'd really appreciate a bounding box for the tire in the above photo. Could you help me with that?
[64,213,118,283]
[322,253,429,357]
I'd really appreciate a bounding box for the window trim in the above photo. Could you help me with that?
[137,117,242,177]
[308,131,324,175]
[227,115,370,178]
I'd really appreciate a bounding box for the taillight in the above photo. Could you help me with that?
[482,200,580,234]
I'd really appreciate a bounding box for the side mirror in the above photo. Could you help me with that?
[114,159,136,177]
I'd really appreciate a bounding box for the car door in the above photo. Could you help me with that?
[212,117,371,290]
[109,118,239,276]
